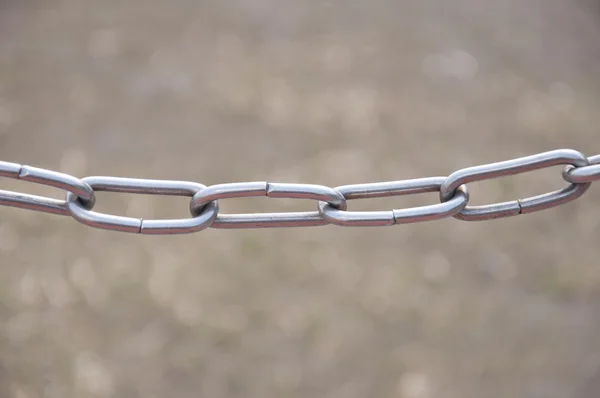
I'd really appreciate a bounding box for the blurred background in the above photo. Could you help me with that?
[1,0,600,397]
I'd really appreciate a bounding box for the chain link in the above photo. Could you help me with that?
[0,149,597,234]
[318,177,469,226]
[66,176,218,234]
[439,149,590,221]
[189,182,347,229]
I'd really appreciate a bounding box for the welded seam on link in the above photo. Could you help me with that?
[516,200,524,215]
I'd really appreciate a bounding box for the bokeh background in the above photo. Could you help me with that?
[1,0,600,397]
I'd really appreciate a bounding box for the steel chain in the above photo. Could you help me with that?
[1,149,599,234]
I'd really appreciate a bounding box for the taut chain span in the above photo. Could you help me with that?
[1,149,599,234]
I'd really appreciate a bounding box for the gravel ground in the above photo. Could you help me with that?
[1,1,600,397]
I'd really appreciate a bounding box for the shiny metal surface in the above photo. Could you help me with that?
[0,161,22,178]
[563,154,600,183]
[66,176,217,234]
[1,148,597,232]
[0,190,68,216]
[211,212,329,229]
[20,165,95,202]
[191,182,347,228]
[318,178,469,226]
[0,160,95,216]
[267,183,346,208]
[189,182,268,215]
[439,149,590,221]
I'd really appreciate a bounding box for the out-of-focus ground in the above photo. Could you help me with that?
[1,0,600,397]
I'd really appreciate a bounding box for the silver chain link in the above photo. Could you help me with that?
[1,148,599,234]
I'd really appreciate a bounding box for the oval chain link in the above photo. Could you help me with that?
[318,177,469,226]
[0,148,597,233]
[66,176,218,234]
[190,182,346,228]
[439,149,590,221]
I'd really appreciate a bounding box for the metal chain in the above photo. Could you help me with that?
[1,149,599,234]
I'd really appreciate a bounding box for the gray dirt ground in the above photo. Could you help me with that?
[1,0,600,397]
